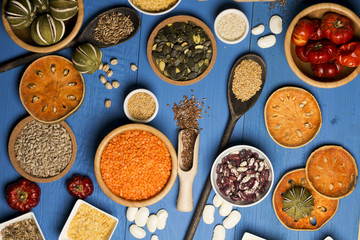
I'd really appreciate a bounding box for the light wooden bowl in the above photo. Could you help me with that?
[8,116,77,183]
[147,15,217,86]
[94,124,178,207]
[2,0,84,53]
[285,3,360,88]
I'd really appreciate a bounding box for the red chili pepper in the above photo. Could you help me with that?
[6,179,41,212]
[67,175,94,199]
[305,40,337,64]
[312,61,343,78]
[337,42,360,67]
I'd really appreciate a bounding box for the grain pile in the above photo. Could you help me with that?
[127,92,156,120]
[131,0,178,12]
[217,13,246,41]
[232,59,262,102]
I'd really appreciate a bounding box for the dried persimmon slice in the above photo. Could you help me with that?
[273,169,338,231]
[264,87,321,148]
[20,55,85,123]
[306,145,358,199]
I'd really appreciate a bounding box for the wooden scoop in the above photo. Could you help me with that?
[184,54,266,239]
[177,128,200,212]
[0,7,140,73]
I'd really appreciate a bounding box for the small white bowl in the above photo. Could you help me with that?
[0,212,45,240]
[59,199,118,240]
[127,0,181,16]
[210,145,274,207]
[123,89,159,123]
[214,9,249,44]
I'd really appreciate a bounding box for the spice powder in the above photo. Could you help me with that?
[100,130,171,200]
[127,92,156,120]
[232,59,262,102]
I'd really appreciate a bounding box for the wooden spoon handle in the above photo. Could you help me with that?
[184,116,238,240]
[177,175,195,212]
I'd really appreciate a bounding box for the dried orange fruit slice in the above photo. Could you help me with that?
[273,169,338,231]
[306,145,358,199]
[20,55,85,124]
[264,87,321,148]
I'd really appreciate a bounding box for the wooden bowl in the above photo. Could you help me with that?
[94,124,178,207]
[127,0,181,16]
[284,3,360,88]
[8,116,77,183]
[147,15,217,86]
[2,0,84,53]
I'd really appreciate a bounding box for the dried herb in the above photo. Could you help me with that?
[93,12,134,45]
[1,218,43,240]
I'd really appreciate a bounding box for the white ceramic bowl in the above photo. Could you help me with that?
[210,145,274,207]
[0,212,45,240]
[59,199,118,240]
[123,89,159,123]
[127,0,181,16]
[214,9,249,44]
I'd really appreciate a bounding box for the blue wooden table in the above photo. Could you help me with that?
[1,0,360,239]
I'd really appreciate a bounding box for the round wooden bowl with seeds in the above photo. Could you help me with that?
[147,15,217,86]
[8,116,77,183]
[273,169,339,231]
[264,87,322,148]
[305,145,358,199]
[19,55,85,124]
[2,0,84,53]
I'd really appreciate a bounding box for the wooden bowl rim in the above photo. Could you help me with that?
[19,55,85,124]
[272,168,339,231]
[1,0,84,53]
[147,15,217,86]
[284,3,360,88]
[264,86,322,148]
[305,145,358,199]
[94,124,178,207]
[8,116,77,183]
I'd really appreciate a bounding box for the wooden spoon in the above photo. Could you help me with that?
[184,54,266,239]
[177,129,200,212]
[0,7,140,73]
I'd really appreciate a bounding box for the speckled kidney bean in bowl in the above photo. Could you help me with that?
[210,145,274,207]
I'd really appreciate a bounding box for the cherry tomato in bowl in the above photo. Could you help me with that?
[305,40,337,64]
[6,179,41,212]
[321,12,354,45]
[337,42,360,67]
[292,19,315,46]
[312,61,343,78]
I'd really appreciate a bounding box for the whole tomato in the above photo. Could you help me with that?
[295,46,309,62]
[67,175,94,199]
[337,42,360,67]
[312,61,343,78]
[305,40,337,64]
[292,19,315,46]
[6,179,41,212]
[310,19,323,40]
[321,12,354,45]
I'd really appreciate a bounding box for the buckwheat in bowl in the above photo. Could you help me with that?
[128,0,181,16]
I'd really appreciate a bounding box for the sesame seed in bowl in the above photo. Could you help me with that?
[214,9,249,44]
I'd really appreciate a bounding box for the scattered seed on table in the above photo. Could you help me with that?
[110,58,118,65]
[106,70,113,77]
[103,64,110,72]
[131,64,138,71]
[112,80,120,89]
[99,63,104,71]
[105,99,111,108]
[99,75,107,84]
[105,82,113,89]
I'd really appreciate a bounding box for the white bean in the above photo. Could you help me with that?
[219,201,232,217]
[147,214,159,233]
[151,235,159,240]
[202,205,215,224]
[251,24,265,35]
[126,207,138,222]
[156,209,168,230]
[135,207,149,227]
[129,224,146,239]
[223,210,241,229]
[212,225,226,240]
[257,34,276,48]
[213,194,224,208]
[269,15,283,34]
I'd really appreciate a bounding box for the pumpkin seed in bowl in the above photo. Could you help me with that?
[152,21,213,81]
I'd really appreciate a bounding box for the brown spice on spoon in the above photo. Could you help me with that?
[181,129,198,170]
